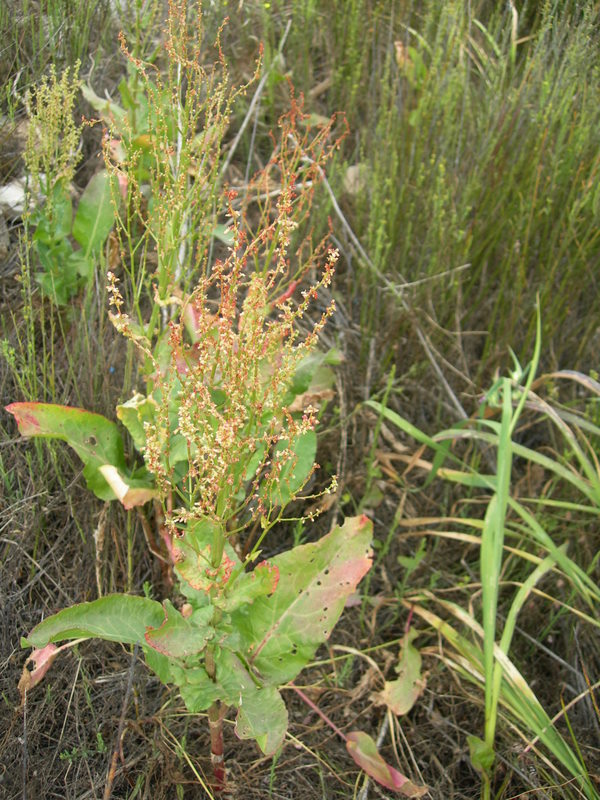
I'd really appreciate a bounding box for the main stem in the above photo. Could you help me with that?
[205,644,228,794]
[207,699,227,793]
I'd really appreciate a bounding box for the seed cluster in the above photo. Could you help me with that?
[109,199,337,537]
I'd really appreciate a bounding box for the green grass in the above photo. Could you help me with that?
[368,308,600,798]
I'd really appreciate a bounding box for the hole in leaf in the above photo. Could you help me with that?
[87,435,97,446]
[316,580,322,586]
[324,569,329,575]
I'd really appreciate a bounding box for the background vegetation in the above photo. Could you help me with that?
[1,1,599,798]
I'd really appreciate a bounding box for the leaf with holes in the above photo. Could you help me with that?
[232,515,372,684]
[18,643,60,702]
[6,402,155,505]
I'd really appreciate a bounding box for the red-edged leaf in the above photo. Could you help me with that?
[232,515,372,684]
[23,594,165,648]
[346,731,428,796]
[144,600,213,657]
[18,644,59,702]
[6,402,155,506]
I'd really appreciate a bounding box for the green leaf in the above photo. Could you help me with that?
[290,350,329,396]
[175,649,252,713]
[212,223,235,246]
[47,181,73,238]
[372,629,425,716]
[143,644,173,684]
[235,685,288,755]
[66,249,94,279]
[271,430,317,507]
[346,731,427,796]
[81,84,127,132]
[116,393,156,451]
[144,600,213,658]
[219,561,279,613]
[232,515,372,684]
[467,735,495,774]
[72,170,114,255]
[23,594,165,648]
[6,402,154,506]
[173,519,240,594]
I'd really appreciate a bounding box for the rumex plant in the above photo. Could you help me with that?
[23,63,114,306]
[7,2,377,792]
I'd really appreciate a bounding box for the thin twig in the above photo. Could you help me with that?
[289,683,348,741]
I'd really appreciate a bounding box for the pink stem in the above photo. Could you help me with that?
[208,701,227,793]
[289,683,348,742]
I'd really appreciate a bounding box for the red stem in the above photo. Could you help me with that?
[208,701,227,793]
[289,683,348,742]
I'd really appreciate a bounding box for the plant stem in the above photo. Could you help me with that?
[205,646,229,794]
[207,700,227,794]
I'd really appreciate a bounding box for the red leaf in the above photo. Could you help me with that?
[19,644,60,703]
[346,731,428,797]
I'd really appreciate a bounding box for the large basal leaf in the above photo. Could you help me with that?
[346,731,428,796]
[23,594,165,648]
[232,515,372,684]
[6,403,154,506]
[235,685,288,756]
[72,170,114,255]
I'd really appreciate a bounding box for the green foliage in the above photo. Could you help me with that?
[253,1,600,373]
[22,517,372,756]
[22,64,115,304]
[369,308,600,799]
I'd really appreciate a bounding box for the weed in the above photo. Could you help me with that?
[369,306,600,799]
[7,4,388,796]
